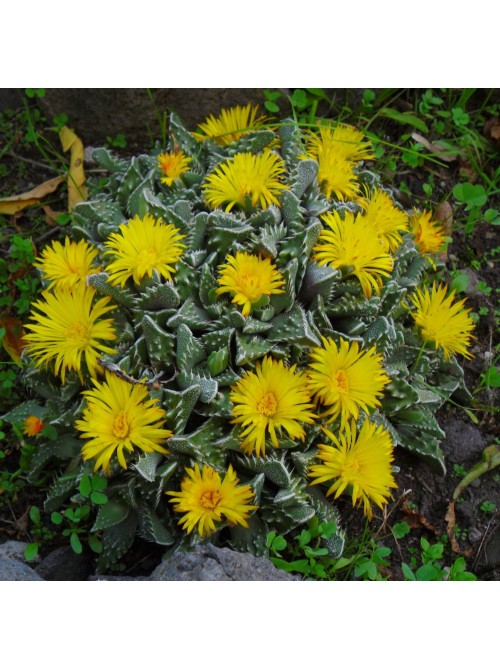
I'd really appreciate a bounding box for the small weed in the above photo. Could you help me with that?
[106,133,127,149]
[480,500,497,514]
[402,537,476,581]
[453,463,469,478]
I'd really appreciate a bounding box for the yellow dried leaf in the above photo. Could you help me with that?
[59,126,88,210]
[0,177,64,215]
[0,316,27,365]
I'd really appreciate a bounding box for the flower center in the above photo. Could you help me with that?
[112,410,130,439]
[256,392,278,417]
[65,321,87,342]
[200,489,222,509]
[333,369,349,393]
[342,458,360,479]
[138,248,158,268]
[239,273,264,302]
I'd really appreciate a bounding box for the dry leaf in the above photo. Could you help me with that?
[400,501,440,535]
[42,205,66,226]
[0,316,27,364]
[59,125,88,211]
[435,200,453,262]
[484,116,500,147]
[411,132,458,162]
[0,176,64,215]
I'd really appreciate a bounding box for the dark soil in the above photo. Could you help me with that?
[0,90,498,580]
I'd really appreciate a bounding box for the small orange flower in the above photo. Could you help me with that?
[23,415,46,437]
[157,151,192,186]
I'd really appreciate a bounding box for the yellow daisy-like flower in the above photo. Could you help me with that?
[409,282,475,359]
[359,189,409,252]
[157,150,192,187]
[307,337,390,427]
[23,415,46,437]
[409,209,446,255]
[215,251,285,317]
[23,284,117,383]
[230,356,316,457]
[316,154,360,201]
[104,214,186,287]
[166,463,258,538]
[309,418,397,520]
[307,124,375,164]
[313,210,394,298]
[202,150,288,212]
[75,372,172,474]
[34,237,100,290]
[195,103,268,146]
[305,124,374,201]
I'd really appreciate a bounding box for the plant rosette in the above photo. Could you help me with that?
[7,107,475,571]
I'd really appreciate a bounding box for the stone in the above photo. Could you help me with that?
[440,415,486,462]
[87,575,149,581]
[0,541,30,563]
[35,546,94,581]
[150,543,299,581]
[0,558,44,581]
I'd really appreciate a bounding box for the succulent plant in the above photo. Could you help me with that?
[6,107,474,572]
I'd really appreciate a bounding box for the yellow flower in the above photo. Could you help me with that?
[215,251,285,317]
[313,210,394,298]
[409,282,475,359]
[75,372,172,474]
[23,415,46,437]
[167,463,258,538]
[307,337,390,427]
[309,418,397,520]
[104,214,186,287]
[34,236,100,290]
[157,150,192,187]
[202,150,288,212]
[305,124,374,201]
[23,284,117,383]
[195,103,268,146]
[359,189,409,252]
[230,356,316,457]
[316,155,360,201]
[409,209,446,255]
[307,124,375,163]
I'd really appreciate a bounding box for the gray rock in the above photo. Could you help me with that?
[0,558,44,581]
[0,541,29,563]
[441,416,486,462]
[150,543,299,581]
[35,546,93,581]
[87,575,149,581]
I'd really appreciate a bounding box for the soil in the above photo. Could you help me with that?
[0,91,498,580]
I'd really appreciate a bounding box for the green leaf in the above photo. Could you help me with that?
[402,562,416,580]
[450,272,469,294]
[90,491,109,505]
[79,475,92,497]
[393,521,411,539]
[453,183,487,211]
[70,533,83,554]
[24,542,40,561]
[88,535,103,554]
[51,512,63,525]
[482,366,500,388]
[91,500,130,532]
[29,505,41,526]
[380,107,428,133]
